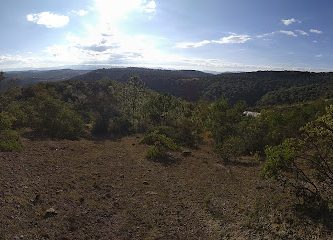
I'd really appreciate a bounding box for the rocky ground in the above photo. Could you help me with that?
[0,136,332,239]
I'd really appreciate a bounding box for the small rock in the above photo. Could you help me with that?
[44,208,58,218]
[182,149,192,157]
[31,194,41,205]
[145,191,158,195]
[143,181,149,185]
[165,152,178,160]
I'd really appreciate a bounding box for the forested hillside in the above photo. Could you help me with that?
[201,71,333,105]
[69,67,212,101]
[2,68,333,106]
[70,68,333,105]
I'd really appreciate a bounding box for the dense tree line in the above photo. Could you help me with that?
[3,69,333,106]
[72,69,333,105]
[201,71,333,105]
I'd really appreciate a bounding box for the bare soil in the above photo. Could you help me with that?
[0,137,332,239]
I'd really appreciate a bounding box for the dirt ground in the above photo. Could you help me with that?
[0,136,332,239]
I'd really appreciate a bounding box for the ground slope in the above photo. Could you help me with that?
[0,137,332,239]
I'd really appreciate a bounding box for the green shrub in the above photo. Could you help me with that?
[147,123,202,149]
[92,115,110,136]
[262,106,333,210]
[237,117,266,155]
[0,130,22,152]
[174,119,202,148]
[146,146,168,160]
[0,112,14,131]
[32,96,84,140]
[109,116,132,137]
[92,115,133,137]
[216,136,246,163]
[142,131,179,162]
[6,102,30,128]
[141,131,178,150]
[147,126,177,140]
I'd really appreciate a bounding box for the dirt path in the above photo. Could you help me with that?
[0,137,331,239]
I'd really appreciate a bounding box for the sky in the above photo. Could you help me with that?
[0,0,332,72]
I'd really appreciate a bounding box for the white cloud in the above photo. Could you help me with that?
[315,54,323,58]
[42,25,171,67]
[176,40,211,49]
[295,30,308,36]
[0,54,52,69]
[22,0,159,68]
[8,1,328,72]
[279,30,297,37]
[70,10,89,17]
[176,34,251,49]
[0,25,266,72]
[257,30,300,39]
[281,18,300,26]
[257,32,275,39]
[26,12,69,28]
[213,34,251,44]
[23,0,157,65]
[310,29,323,34]
[144,1,157,14]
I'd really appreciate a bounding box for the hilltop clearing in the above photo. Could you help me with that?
[1,137,332,239]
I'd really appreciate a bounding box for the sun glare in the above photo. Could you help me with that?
[94,0,146,22]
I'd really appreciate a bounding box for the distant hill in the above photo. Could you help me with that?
[69,67,212,101]
[2,67,333,106]
[200,71,333,105]
[70,68,333,105]
[0,69,90,91]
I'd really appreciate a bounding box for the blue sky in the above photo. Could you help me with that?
[0,0,332,71]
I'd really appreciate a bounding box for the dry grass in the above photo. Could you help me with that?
[0,136,332,239]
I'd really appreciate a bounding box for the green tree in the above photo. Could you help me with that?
[263,105,333,209]
[208,98,245,144]
[31,95,84,140]
[207,98,247,162]
[144,94,176,125]
[0,112,22,152]
[0,111,14,131]
[142,131,179,163]
[125,76,146,129]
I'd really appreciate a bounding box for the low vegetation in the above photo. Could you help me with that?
[263,106,333,211]
[142,131,179,162]
[0,111,22,151]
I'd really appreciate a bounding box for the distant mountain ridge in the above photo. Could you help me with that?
[0,69,90,92]
[6,69,90,83]
[2,67,333,106]
[70,68,333,105]
[69,67,213,101]
[202,71,333,105]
